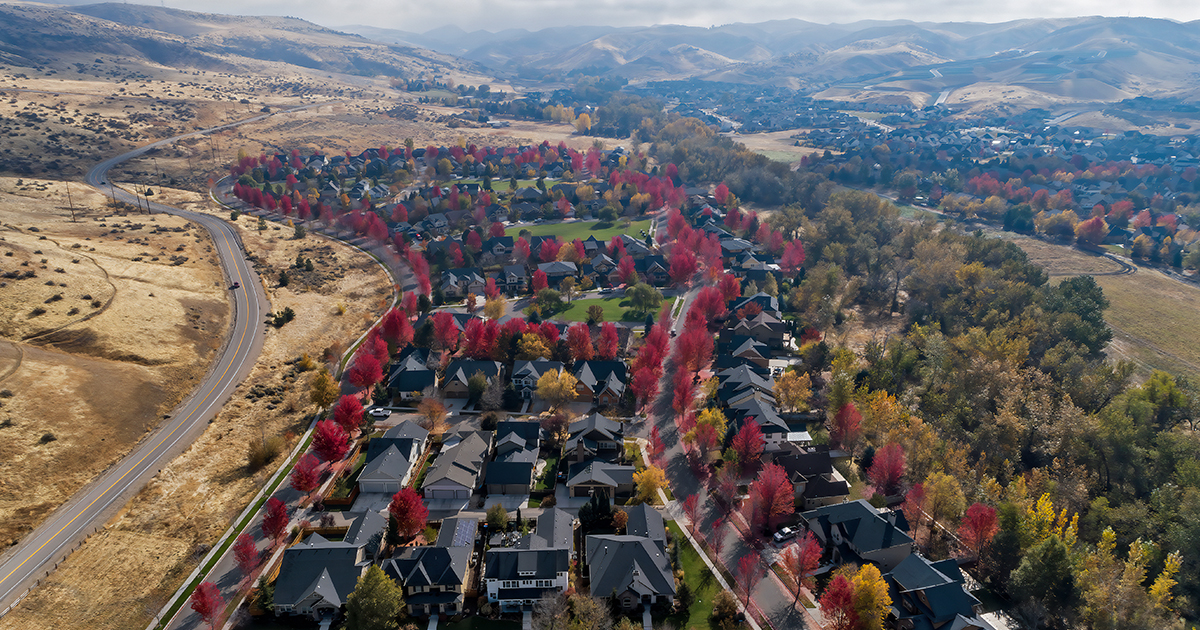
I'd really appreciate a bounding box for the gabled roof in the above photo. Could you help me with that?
[585,535,676,600]
[624,504,666,542]
[484,548,569,580]
[802,499,913,554]
[273,534,364,609]
[512,360,564,381]
[360,444,413,483]
[537,261,578,275]
[435,517,479,548]
[515,508,575,550]
[444,360,503,386]
[365,421,429,462]
[729,394,789,434]
[567,460,636,488]
[423,431,492,490]
[344,511,388,547]
[385,545,471,588]
[574,361,627,390]
[568,413,622,443]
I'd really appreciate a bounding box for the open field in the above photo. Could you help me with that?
[547,296,636,323]
[0,186,392,630]
[0,176,229,546]
[723,129,828,163]
[506,219,650,242]
[1006,236,1200,379]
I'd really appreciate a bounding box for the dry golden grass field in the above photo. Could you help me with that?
[0,184,392,630]
[1008,236,1200,379]
[0,176,228,546]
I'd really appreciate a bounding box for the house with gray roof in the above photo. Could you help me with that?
[441,267,485,299]
[484,508,574,612]
[573,360,627,407]
[884,554,995,630]
[386,349,436,401]
[422,430,493,500]
[511,359,564,400]
[565,413,623,463]
[584,532,675,612]
[442,359,503,399]
[623,504,666,541]
[272,534,369,620]
[536,261,578,287]
[383,544,472,617]
[485,421,541,495]
[801,499,914,572]
[566,460,636,498]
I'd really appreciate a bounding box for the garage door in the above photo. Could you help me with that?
[430,489,457,499]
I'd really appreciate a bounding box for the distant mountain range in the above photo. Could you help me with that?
[0,2,481,80]
[343,17,1200,106]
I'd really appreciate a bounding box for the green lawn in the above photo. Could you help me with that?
[664,520,724,630]
[535,453,560,492]
[542,296,652,323]
[506,219,651,242]
[331,453,366,499]
[457,179,537,192]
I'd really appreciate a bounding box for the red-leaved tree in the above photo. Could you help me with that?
[736,554,761,606]
[867,442,906,496]
[190,581,224,629]
[233,533,259,580]
[731,418,765,474]
[675,328,713,373]
[714,182,730,205]
[958,502,999,556]
[313,419,349,462]
[531,269,549,294]
[829,403,863,452]
[463,317,499,360]
[668,248,698,286]
[903,483,927,531]
[780,240,806,274]
[631,368,660,411]
[707,517,726,562]
[431,311,461,352]
[347,351,383,393]
[617,256,637,285]
[781,531,822,603]
[290,453,321,494]
[748,463,793,533]
[262,496,288,542]
[597,322,619,360]
[388,487,429,539]
[718,273,742,301]
[819,574,857,630]
[682,493,702,537]
[567,323,594,362]
[332,395,364,433]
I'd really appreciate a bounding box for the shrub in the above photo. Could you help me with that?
[711,590,739,620]
[247,435,285,471]
[40,432,57,444]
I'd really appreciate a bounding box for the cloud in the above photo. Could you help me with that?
[163,0,1200,33]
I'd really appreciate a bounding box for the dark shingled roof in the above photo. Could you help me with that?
[585,535,675,600]
[273,534,364,610]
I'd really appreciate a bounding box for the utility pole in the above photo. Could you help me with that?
[64,181,76,222]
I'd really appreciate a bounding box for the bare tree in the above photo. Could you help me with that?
[531,593,570,630]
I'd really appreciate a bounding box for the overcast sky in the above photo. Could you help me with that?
[152,0,1200,33]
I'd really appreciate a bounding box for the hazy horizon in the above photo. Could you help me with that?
[37,0,1200,34]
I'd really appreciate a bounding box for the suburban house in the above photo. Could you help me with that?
[383,543,472,617]
[727,392,793,452]
[272,533,370,620]
[585,504,676,612]
[442,360,503,399]
[634,255,669,286]
[422,430,493,500]
[510,359,564,400]
[721,335,771,369]
[566,460,636,498]
[573,360,627,407]
[883,554,996,630]
[716,365,776,407]
[386,348,436,401]
[495,265,529,294]
[772,445,850,509]
[536,261,579,287]
[485,420,542,495]
[359,421,429,494]
[441,268,486,299]
[564,413,623,463]
[730,311,787,349]
[801,499,914,572]
[484,509,574,612]
[479,236,514,265]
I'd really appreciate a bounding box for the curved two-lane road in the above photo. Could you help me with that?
[0,108,317,615]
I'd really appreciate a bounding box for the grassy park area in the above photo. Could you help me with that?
[506,219,651,242]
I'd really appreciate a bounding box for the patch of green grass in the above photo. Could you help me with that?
[535,453,560,491]
[331,453,366,499]
[545,296,643,323]
[527,498,542,508]
[756,150,807,163]
[897,204,938,220]
[506,219,651,242]
[664,520,723,630]
[457,179,537,193]
[410,457,433,489]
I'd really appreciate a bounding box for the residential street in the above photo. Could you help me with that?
[633,284,819,630]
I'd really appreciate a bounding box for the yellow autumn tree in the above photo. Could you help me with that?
[518,334,552,360]
[851,564,891,630]
[774,370,812,413]
[483,297,507,320]
[575,113,592,134]
[536,369,577,411]
[634,465,666,504]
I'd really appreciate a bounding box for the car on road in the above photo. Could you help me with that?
[772,526,798,544]
[230,282,240,289]
[600,287,614,294]
[368,408,392,418]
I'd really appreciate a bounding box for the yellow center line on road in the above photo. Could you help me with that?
[0,225,252,591]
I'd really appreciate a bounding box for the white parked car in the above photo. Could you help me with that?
[368,408,392,418]
[772,526,798,544]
